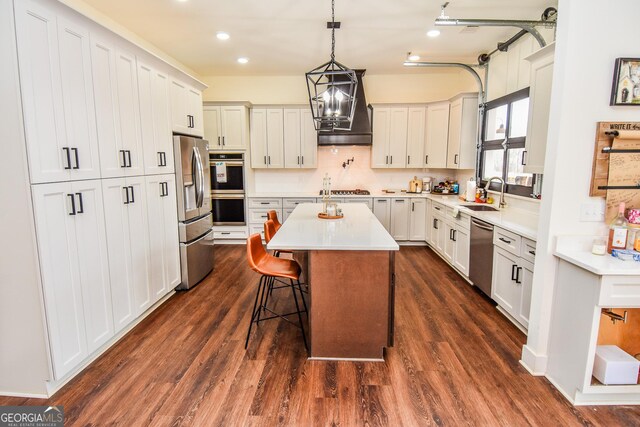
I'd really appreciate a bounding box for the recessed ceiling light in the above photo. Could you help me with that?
[237,57,249,64]
[216,32,230,41]
[427,29,441,38]
[408,54,420,61]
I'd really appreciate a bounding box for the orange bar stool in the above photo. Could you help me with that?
[265,210,291,258]
[267,210,282,231]
[245,233,308,352]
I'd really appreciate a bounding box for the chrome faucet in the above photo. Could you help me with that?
[485,176,507,209]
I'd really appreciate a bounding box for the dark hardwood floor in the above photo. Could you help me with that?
[2,246,640,426]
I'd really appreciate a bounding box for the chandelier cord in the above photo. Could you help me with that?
[330,0,335,62]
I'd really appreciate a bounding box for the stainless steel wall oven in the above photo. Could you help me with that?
[209,152,246,225]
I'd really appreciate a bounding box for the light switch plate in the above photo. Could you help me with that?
[580,201,605,222]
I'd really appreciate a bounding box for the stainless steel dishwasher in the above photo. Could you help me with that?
[469,218,494,297]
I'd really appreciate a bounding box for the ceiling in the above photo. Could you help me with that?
[80,0,557,76]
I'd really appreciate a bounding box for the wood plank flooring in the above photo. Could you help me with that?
[2,245,640,426]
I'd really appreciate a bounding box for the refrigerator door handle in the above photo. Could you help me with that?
[193,147,205,208]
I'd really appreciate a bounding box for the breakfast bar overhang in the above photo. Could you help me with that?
[267,203,399,360]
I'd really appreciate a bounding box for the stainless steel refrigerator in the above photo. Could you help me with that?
[173,135,214,289]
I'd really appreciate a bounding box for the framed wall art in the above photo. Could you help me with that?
[610,57,640,106]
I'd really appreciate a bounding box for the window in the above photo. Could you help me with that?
[480,88,535,197]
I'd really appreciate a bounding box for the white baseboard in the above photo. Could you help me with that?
[0,390,49,399]
[397,241,428,246]
[214,240,245,245]
[520,344,548,376]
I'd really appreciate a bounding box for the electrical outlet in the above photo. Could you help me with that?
[580,202,605,222]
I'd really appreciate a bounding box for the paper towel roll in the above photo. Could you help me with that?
[465,180,477,202]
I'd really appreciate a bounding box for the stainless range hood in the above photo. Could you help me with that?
[317,69,372,146]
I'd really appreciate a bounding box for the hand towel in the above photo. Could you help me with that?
[216,161,227,183]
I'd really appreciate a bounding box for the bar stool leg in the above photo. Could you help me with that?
[263,276,274,313]
[256,275,270,324]
[245,275,265,349]
[289,279,308,352]
[296,279,308,315]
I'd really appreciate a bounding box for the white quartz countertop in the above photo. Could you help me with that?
[266,203,399,251]
[554,236,640,276]
[248,191,435,199]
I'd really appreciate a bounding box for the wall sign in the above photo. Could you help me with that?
[610,58,640,106]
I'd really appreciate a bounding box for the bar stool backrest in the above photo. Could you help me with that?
[246,233,268,274]
[267,210,282,231]
[264,219,277,244]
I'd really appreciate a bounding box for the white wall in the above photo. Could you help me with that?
[0,0,50,397]
[522,0,640,374]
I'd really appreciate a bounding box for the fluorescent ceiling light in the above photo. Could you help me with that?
[408,54,420,61]
[216,32,230,40]
[237,57,249,64]
[427,29,441,37]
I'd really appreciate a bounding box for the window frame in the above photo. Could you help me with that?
[480,87,535,198]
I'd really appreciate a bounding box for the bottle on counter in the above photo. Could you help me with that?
[607,202,629,253]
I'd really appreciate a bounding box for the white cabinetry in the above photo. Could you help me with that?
[409,198,427,241]
[283,109,317,168]
[138,61,174,175]
[428,202,470,277]
[487,35,536,102]
[91,38,145,177]
[204,105,248,150]
[424,102,450,168]
[406,107,426,168]
[446,94,478,169]
[250,108,285,168]
[523,43,555,174]
[15,1,101,184]
[248,198,282,239]
[390,198,409,240]
[371,107,408,168]
[31,180,113,379]
[102,176,152,332]
[373,198,391,231]
[170,77,203,137]
[491,227,536,330]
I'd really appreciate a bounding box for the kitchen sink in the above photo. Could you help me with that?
[463,205,499,212]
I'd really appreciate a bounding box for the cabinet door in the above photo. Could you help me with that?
[388,108,408,168]
[283,108,302,168]
[15,1,69,183]
[406,107,426,168]
[443,221,455,263]
[187,87,204,137]
[409,199,426,241]
[139,62,174,175]
[373,198,391,231]
[115,50,144,176]
[434,214,446,254]
[453,226,470,277]
[491,247,520,317]
[250,109,268,168]
[300,109,318,168]
[425,102,450,168]
[425,200,432,243]
[32,182,87,379]
[371,108,390,168]
[161,177,181,291]
[283,207,295,222]
[203,106,222,148]
[486,52,508,102]
[390,198,409,240]
[102,178,136,332]
[517,260,534,329]
[457,96,479,170]
[170,78,189,135]
[126,176,153,315]
[220,106,246,149]
[266,108,284,168]
[446,98,462,168]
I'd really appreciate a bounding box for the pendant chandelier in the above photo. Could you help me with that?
[305,0,358,131]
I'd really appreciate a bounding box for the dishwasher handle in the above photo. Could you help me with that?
[471,218,494,232]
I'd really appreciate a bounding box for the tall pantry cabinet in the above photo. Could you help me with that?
[10,0,203,387]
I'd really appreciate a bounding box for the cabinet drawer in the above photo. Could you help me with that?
[283,198,315,208]
[493,227,521,256]
[431,202,445,215]
[445,207,470,230]
[342,197,373,209]
[248,198,282,209]
[521,238,537,264]
[248,209,280,224]
[214,230,247,240]
[249,224,266,240]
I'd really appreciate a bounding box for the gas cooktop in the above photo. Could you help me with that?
[318,189,371,196]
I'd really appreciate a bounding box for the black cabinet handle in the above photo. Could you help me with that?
[412,202,415,212]
[452,229,457,241]
[395,199,405,202]
[63,147,71,170]
[433,218,438,229]
[75,192,84,214]
[516,267,522,284]
[454,154,458,165]
[121,150,127,168]
[522,150,527,166]
[159,182,166,197]
[221,232,231,235]
[260,202,270,205]
[297,156,300,165]
[71,147,79,169]
[67,194,76,215]
[123,187,130,204]
[222,136,225,146]
[408,155,411,164]
[126,150,132,168]
[385,155,388,165]
[268,156,271,165]
[425,155,428,165]
[261,215,267,218]
[499,237,512,244]
[301,156,304,165]
[264,156,267,165]
[528,250,536,256]
[511,264,518,281]
[434,206,441,211]
[217,136,221,146]
[128,186,135,203]
[390,155,393,164]
[158,152,163,167]
[449,229,453,240]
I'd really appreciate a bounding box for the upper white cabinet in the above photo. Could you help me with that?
[446,94,479,169]
[487,35,537,102]
[31,180,113,379]
[91,38,145,178]
[371,107,408,168]
[138,61,174,175]
[283,108,317,168]
[250,108,286,168]
[170,77,203,137]
[425,102,450,168]
[406,107,426,168]
[204,104,249,150]
[300,109,318,168]
[15,0,101,184]
[523,43,555,175]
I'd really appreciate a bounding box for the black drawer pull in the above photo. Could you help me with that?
[68,194,76,215]
[75,193,84,214]
[71,148,79,169]
[63,147,71,170]
[499,237,512,244]
[221,232,231,235]
[528,250,536,256]
[511,264,518,281]
[516,267,522,284]
[260,202,270,205]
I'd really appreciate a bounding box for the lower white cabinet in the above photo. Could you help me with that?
[390,198,409,241]
[409,199,426,241]
[342,197,373,209]
[451,226,470,277]
[373,198,391,231]
[31,180,113,380]
[145,175,181,301]
[427,202,470,277]
[102,176,152,331]
[491,231,536,330]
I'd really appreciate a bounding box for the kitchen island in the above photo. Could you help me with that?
[267,203,399,360]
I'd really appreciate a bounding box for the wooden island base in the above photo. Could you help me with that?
[306,250,395,360]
